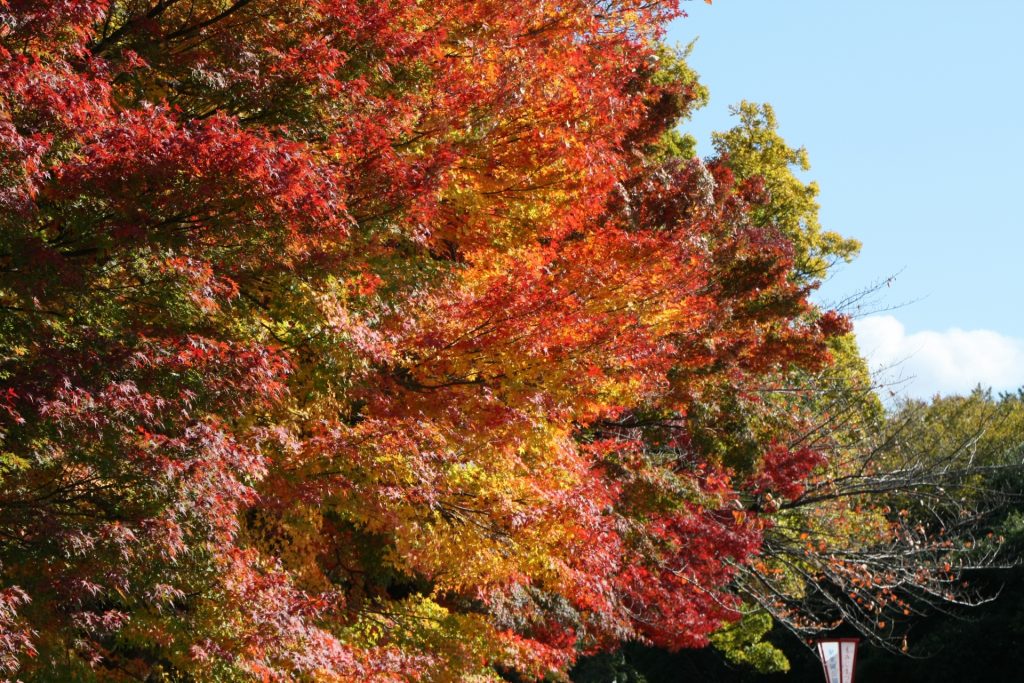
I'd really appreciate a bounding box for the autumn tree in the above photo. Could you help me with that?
[576,389,1024,682]
[0,2,1001,682]
[712,101,861,282]
[575,85,1020,677]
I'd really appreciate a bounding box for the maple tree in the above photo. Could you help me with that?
[574,389,1024,681]
[0,2,1000,681]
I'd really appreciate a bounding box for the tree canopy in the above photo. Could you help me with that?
[0,2,1009,681]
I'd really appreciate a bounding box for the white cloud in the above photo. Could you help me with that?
[853,315,1024,399]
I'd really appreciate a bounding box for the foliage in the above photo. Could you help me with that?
[0,2,999,681]
[713,102,861,281]
[709,610,789,673]
[575,390,1024,682]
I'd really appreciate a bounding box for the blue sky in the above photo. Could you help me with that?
[665,1,1024,397]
